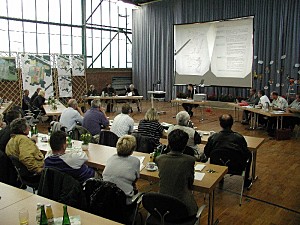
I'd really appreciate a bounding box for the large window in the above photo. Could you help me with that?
[0,0,132,68]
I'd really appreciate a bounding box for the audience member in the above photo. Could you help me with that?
[22,89,31,111]
[82,99,109,136]
[204,114,252,188]
[111,104,134,137]
[60,99,84,131]
[102,83,116,112]
[125,84,141,112]
[102,135,140,204]
[30,87,41,105]
[285,93,300,130]
[87,84,97,106]
[5,118,44,173]
[182,84,197,117]
[32,89,46,113]
[137,108,166,147]
[167,111,202,160]
[156,129,197,217]
[45,131,96,184]
[241,88,259,125]
[0,110,22,152]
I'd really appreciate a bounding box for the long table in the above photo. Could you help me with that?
[37,135,227,225]
[228,103,293,129]
[43,101,67,117]
[83,95,143,112]
[0,101,13,114]
[0,182,122,224]
[171,99,208,120]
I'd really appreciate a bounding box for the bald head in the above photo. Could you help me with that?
[219,114,233,130]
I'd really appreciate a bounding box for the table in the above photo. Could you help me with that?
[228,103,293,130]
[161,132,264,181]
[83,95,143,112]
[0,101,13,114]
[171,99,207,121]
[43,101,67,119]
[37,137,227,225]
[0,182,122,225]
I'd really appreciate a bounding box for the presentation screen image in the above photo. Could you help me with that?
[174,17,253,87]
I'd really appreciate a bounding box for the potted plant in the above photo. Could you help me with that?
[81,133,92,151]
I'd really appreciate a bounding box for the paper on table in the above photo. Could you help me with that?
[194,172,205,181]
[195,164,205,171]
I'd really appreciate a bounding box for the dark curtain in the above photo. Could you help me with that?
[132,0,300,101]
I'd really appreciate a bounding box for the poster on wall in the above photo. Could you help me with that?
[21,54,54,97]
[72,55,85,76]
[57,55,71,76]
[58,75,72,97]
[0,57,18,81]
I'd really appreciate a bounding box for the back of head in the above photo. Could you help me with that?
[91,99,101,108]
[116,135,136,156]
[38,90,45,97]
[168,129,189,152]
[121,103,131,114]
[144,108,159,121]
[176,111,190,126]
[219,114,233,130]
[68,99,78,108]
[5,110,21,124]
[50,131,67,152]
[10,118,27,134]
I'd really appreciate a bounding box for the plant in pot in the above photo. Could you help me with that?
[80,133,92,151]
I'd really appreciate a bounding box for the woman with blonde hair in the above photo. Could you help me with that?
[102,135,140,204]
[137,108,166,147]
[32,89,46,113]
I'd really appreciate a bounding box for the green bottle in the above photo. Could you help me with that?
[62,205,71,225]
[40,205,48,225]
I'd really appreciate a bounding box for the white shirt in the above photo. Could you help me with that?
[59,107,83,131]
[110,113,134,137]
[259,95,270,108]
[271,96,288,110]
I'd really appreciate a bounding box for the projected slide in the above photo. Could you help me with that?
[174,17,253,87]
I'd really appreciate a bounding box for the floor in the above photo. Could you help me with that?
[37,100,300,225]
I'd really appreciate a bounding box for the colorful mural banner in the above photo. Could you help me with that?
[0,57,18,81]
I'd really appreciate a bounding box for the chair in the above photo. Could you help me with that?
[99,130,119,147]
[0,151,20,187]
[209,149,250,206]
[142,192,206,225]
[70,125,93,142]
[8,155,41,193]
[38,168,87,210]
[132,133,156,153]
[83,178,143,225]
[50,121,67,133]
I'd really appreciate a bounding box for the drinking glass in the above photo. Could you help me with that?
[19,208,29,225]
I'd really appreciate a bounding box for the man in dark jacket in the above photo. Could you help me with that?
[30,87,41,105]
[125,84,141,112]
[241,88,260,124]
[204,114,252,188]
[182,84,198,117]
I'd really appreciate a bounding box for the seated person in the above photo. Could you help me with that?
[257,90,271,126]
[111,104,134,137]
[204,114,252,188]
[285,93,300,130]
[102,135,140,204]
[102,83,116,112]
[32,89,46,113]
[60,99,84,132]
[267,91,288,136]
[182,84,198,117]
[82,99,109,136]
[22,89,31,111]
[167,111,202,160]
[156,129,197,217]
[5,118,44,173]
[137,108,166,147]
[45,131,96,184]
[87,84,97,106]
[30,87,41,106]
[241,88,260,124]
[125,84,141,112]
[0,110,22,152]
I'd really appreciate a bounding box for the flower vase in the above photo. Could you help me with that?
[82,144,89,151]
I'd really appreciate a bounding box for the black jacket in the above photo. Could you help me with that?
[126,88,139,96]
[32,95,45,110]
[0,126,11,152]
